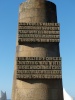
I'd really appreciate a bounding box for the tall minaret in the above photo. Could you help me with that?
[12,0,63,100]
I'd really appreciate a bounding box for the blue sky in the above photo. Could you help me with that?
[0,0,75,99]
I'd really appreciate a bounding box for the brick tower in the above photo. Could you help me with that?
[12,0,63,100]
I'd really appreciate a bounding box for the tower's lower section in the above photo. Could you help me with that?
[13,80,63,100]
[12,44,63,100]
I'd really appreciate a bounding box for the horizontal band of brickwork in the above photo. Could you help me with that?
[17,70,61,74]
[18,38,60,43]
[19,23,59,26]
[17,65,61,70]
[17,74,62,79]
[18,30,59,34]
[17,57,61,61]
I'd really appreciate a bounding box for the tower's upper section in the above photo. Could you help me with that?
[19,0,57,23]
[27,0,46,3]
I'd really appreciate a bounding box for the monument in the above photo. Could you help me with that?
[12,0,63,100]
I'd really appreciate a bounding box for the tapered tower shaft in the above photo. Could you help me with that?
[12,0,63,100]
